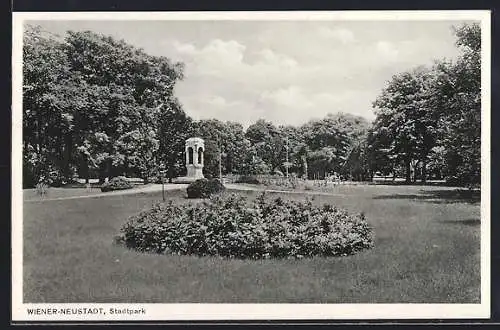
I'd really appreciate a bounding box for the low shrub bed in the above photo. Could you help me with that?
[235,175,261,184]
[186,178,225,198]
[101,176,133,192]
[120,193,374,259]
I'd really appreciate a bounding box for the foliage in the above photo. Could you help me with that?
[246,156,271,175]
[35,182,49,196]
[158,99,194,181]
[246,119,285,172]
[372,66,440,183]
[437,23,481,186]
[186,178,226,199]
[120,193,374,259]
[100,176,133,192]
[235,175,261,184]
[23,25,185,186]
[369,23,481,186]
[193,119,251,177]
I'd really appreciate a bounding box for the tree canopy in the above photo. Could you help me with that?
[369,23,481,186]
[23,23,481,188]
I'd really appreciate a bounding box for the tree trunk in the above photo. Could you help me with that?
[107,159,112,179]
[98,166,106,184]
[405,158,411,184]
[302,155,308,180]
[83,156,90,184]
[421,158,427,183]
[63,133,72,181]
[167,166,174,183]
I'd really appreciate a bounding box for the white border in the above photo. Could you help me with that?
[12,10,491,321]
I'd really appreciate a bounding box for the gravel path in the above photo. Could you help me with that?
[24,184,188,202]
[24,183,350,202]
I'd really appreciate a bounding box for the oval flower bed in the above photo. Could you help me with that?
[120,193,374,259]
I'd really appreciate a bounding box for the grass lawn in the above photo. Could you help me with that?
[23,187,105,200]
[23,185,481,303]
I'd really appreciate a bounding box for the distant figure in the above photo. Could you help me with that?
[105,177,109,183]
[86,182,92,192]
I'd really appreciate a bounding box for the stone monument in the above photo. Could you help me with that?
[173,137,205,183]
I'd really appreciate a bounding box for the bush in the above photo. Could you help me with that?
[235,175,261,184]
[186,178,225,199]
[35,182,48,196]
[101,176,133,192]
[273,170,284,177]
[120,193,374,259]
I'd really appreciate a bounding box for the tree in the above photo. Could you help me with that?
[64,30,184,183]
[23,25,75,186]
[23,26,186,186]
[369,23,481,187]
[158,99,194,182]
[300,115,352,179]
[245,119,285,172]
[193,119,250,177]
[434,23,481,186]
[278,125,306,176]
[372,66,440,183]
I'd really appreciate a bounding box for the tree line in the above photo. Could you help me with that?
[22,23,480,188]
[366,23,481,186]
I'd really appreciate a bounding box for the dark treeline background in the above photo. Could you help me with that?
[22,23,480,188]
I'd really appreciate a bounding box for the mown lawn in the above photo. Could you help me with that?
[23,185,481,303]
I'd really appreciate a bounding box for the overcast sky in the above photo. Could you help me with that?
[31,19,471,127]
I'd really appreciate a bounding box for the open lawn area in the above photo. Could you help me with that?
[23,184,481,303]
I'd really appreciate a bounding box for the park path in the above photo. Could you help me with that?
[24,184,188,202]
[24,183,349,202]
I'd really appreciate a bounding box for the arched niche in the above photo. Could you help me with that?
[188,147,194,165]
[198,147,203,164]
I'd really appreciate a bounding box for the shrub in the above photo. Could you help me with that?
[101,176,133,192]
[235,175,261,184]
[35,182,48,196]
[120,193,374,259]
[186,178,225,199]
[273,170,284,177]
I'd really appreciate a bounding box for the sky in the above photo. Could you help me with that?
[30,19,471,128]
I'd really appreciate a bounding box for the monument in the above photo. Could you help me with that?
[173,137,205,183]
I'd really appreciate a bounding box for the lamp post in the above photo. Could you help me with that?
[219,146,222,182]
[160,168,166,202]
[285,136,289,178]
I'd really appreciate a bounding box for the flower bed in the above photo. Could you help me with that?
[101,176,133,192]
[120,193,374,259]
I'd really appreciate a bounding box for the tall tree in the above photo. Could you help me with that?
[245,119,285,172]
[193,119,250,176]
[300,115,351,179]
[23,25,76,186]
[372,66,440,183]
[23,26,186,186]
[370,22,481,186]
[158,99,194,182]
[434,23,481,186]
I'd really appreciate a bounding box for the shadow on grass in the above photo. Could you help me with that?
[438,218,480,226]
[373,189,480,204]
[370,180,458,187]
